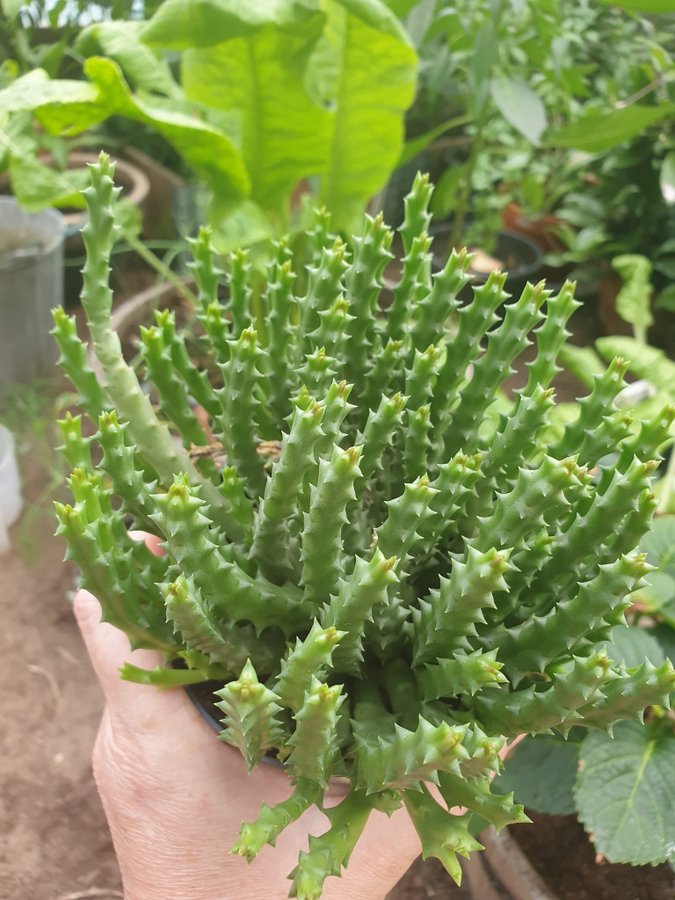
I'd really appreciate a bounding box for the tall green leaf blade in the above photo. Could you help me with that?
[182,22,330,215]
[309,0,418,227]
[575,721,675,866]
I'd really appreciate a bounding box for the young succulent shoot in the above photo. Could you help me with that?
[55,154,675,899]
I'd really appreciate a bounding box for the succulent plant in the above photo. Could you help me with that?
[54,155,675,899]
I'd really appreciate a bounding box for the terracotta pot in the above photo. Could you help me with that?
[500,203,565,256]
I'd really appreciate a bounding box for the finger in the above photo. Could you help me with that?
[128,530,165,557]
[73,588,164,707]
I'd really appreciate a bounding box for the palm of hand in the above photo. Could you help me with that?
[76,588,419,900]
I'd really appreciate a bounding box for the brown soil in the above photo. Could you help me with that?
[513,813,675,900]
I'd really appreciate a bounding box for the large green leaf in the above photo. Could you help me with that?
[76,21,182,99]
[142,0,324,49]
[36,58,250,205]
[493,735,579,816]
[0,69,97,115]
[490,76,546,145]
[182,11,330,216]
[638,515,675,626]
[603,625,666,669]
[8,155,88,211]
[575,720,675,866]
[309,0,418,227]
[549,104,674,154]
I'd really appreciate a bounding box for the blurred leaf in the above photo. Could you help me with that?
[182,9,329,217]
[652,624,675,665]
[397,114,470,167]
[76,21,182,99]
[8,155,88,211]
[576,721,675,866]
[0,0,23,17]
[661,151,675,206]
[603,625,665,669]
[656,284,675,312]
[0,69,96,115]
[611,253,654,338]
[549,104,674,153]
[490,76,546,145]
[558,344,605,390]
[142,0,325,49]
[595,336,675,401]
[309,0,418,228]
[493,735,579,815]
[598,0,675,10]
[36,58,251,205]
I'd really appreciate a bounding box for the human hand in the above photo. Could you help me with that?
[74,554,420,900]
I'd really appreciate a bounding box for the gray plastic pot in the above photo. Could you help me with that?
[0,198,64,391]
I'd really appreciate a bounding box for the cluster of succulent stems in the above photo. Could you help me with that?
[53,155,675,900]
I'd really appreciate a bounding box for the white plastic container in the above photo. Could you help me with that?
[0,425,22,554]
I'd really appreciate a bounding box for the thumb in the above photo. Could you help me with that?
[73,588,164,707]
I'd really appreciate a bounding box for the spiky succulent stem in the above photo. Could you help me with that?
[56,155,675,900]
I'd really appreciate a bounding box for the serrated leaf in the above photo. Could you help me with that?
[490,76,546,145]
[493,735,579,815]
[603,625,666,669]
[575,720,675,866]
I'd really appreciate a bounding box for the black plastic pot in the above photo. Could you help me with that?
[430,225,544,300]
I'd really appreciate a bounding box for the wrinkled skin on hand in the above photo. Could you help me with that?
[74,534,420,900]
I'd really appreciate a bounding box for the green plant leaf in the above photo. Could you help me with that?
[661,151,675,206]
[76,21,182,99]
[611,254,654,339]
[142,0,324,49]
[595,336,675,401]
[36,57,251,205]
[598,0,675,10]
[558,344,605,391]
[549,104,674,153]
[397,114,470,168]
[0,0,24,18]
[181,10,330,217]
[575,720,675,866]
[493,735,579,815]
[309,0,418,228]
[603,625,666,669]
[490,76,546,145]
[638,515,675,625]
[652,624,675,665]
[0,69,97,115]
[8,155,88,211]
